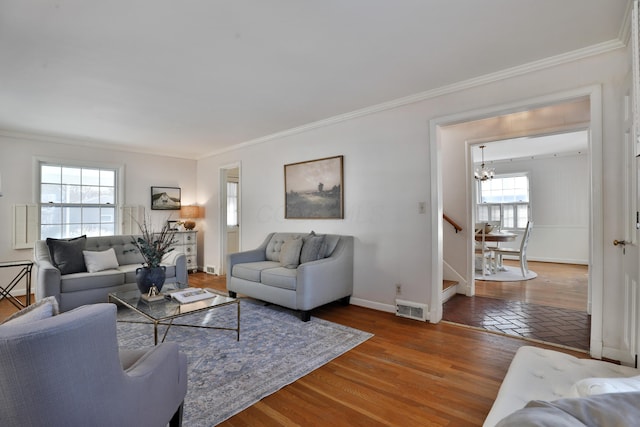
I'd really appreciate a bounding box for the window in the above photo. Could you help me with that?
[477,174,530,229]
[40,163,117,238]
[227,181,238,227]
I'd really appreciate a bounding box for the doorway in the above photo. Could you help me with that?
[220,164,241,275]
[446,126,592,351]
[429,86,604,358]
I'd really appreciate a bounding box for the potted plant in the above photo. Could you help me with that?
[132,216,177,294]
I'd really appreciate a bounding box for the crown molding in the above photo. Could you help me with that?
[618,0,633,46]
[0,128,199,160]
[201,39,625,160]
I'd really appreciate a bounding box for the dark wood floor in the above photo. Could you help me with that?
[1,273,590,426]
[443,261,591,351]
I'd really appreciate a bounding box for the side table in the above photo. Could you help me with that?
[0,260,33,309]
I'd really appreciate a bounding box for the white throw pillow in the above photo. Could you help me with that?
[573,375,640,397]
[83,248,120,273]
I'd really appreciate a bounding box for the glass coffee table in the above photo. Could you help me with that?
[108,288,239,345]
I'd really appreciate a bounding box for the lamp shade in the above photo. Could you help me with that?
[180,205,201,230]
[180,205,201,219]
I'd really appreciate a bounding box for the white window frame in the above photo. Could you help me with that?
[35,157,125,239]
[476,173,530,230]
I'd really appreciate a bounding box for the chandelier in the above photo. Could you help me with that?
[474,145,495,181]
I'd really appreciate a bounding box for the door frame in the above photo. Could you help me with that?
[429,84,604,358]
[219,162,241,276]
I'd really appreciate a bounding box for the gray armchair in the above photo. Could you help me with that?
[0,303,187,427]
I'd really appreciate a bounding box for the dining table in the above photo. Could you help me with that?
[474,231,518,274]
[474,231,517,243]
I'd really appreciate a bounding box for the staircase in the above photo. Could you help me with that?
[443,213,462,303]
[442,280,458,303]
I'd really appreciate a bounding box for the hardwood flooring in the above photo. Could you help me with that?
[475,260,588,311]
[188,273,589,426]
[1,273,590,426]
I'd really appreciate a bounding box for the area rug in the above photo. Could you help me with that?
[475,265,537,282]
[116,298,373,426]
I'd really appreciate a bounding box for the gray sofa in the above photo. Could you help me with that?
[227,232,354,321]
[34,235,188,312]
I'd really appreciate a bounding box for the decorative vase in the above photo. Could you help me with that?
[135,266,166,294]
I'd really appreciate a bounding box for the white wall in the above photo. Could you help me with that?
[0,134,198,293]
[198,47,631,358]
[496,154,589,264]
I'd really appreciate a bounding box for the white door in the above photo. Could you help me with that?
[618,77,640,364]
[221,166,240,275]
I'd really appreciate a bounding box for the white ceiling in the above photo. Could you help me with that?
[0,1,630,159]
[473,130,589,163]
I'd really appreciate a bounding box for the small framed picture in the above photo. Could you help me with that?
[167,220,179,230]
[151,186,181,210]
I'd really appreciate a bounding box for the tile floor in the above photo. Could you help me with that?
[443,294,590,351]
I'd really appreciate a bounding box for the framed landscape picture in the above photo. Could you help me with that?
[151,186,181,210]
[285,155,344,219]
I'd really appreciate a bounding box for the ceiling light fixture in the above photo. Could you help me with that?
[474,145,495,181]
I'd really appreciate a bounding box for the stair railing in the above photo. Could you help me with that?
[443,213,463,233]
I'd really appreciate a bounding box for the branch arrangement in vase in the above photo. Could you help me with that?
[132,216,177,268]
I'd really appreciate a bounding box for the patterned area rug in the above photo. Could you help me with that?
[116,298,372,426]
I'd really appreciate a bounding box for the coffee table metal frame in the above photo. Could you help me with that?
[108,288,240,345]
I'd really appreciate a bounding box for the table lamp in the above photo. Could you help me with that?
[180,205,201,230]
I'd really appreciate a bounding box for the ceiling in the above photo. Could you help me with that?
[0,1,630,159]
[472,130,589,163]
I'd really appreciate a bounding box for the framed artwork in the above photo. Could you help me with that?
[167,220,179,230]
[151,186,181,210]
[284,155,344,219]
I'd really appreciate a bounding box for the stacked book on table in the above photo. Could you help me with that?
[167,288,216,304]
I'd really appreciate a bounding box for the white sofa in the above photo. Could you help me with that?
[485,346,640,426]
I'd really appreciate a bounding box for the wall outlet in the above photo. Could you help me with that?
[395,283,402,295]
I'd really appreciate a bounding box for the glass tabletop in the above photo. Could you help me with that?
[109,288,238,322]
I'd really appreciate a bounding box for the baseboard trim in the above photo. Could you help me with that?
[350,297,395,314]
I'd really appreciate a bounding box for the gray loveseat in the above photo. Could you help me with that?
[227,232,354,321]
[34,235,188,312]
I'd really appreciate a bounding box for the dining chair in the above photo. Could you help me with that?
[494,221,534,278]
[475,228,495,277]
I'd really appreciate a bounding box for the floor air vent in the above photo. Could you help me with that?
[395,299,428,321]
[205,265,216,275]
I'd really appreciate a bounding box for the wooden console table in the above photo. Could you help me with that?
[0,260,33,309]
